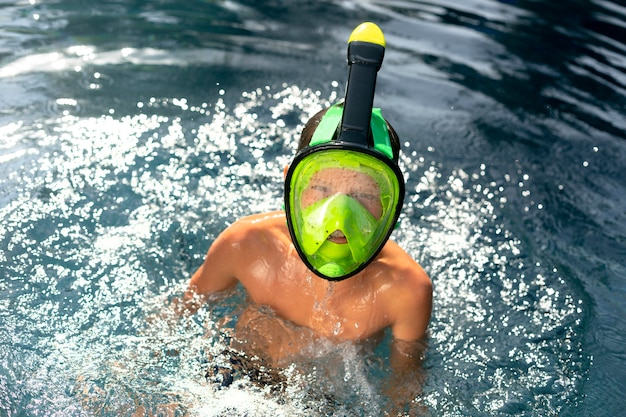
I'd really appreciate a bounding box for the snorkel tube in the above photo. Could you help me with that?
[285,22,405,280]
[340,22,386,146]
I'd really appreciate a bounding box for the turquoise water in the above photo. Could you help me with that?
[1,0,625,415]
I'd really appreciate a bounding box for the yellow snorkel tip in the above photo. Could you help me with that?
[348,22,386,48]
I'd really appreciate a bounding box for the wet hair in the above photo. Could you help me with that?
[298,105,401,163]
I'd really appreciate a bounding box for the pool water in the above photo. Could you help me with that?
[1,0,625,416]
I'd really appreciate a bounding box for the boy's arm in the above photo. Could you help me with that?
[383,268,432,415]
[390,268,432,342]
[179,225,243,314]
[385,338,429,416]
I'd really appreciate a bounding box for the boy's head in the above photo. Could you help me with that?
[284,22,405,281]
[284,104,405,280]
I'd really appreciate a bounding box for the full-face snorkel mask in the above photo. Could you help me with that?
[284,22,405,281]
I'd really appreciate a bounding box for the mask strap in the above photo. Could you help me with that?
[310,104,343,146]
[311,105,394,161]
[370,108,393,160]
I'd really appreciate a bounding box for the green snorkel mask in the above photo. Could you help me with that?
[284,22,405,281]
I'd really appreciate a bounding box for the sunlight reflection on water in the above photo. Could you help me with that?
[0,81,588,415]
[397,153,586,414]
[5,0,623,412]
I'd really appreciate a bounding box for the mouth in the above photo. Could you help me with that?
[327,230,348,244]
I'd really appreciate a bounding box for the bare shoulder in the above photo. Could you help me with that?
[213,211,292,272]
[376,240,431,287]
[187,211,289,297]
[219,211,287,243]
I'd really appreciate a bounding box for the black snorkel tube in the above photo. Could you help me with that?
[339,22,386,147]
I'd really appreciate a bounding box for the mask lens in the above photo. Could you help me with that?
[286,149,401,280]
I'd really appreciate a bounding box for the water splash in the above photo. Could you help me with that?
[2,83,391,416]
[396,153,588,415]
[1,82,589,417]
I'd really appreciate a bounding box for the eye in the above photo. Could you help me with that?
[311,185,330,192]
[350,192,378,202]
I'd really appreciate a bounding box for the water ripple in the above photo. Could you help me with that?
[2,0,624,415]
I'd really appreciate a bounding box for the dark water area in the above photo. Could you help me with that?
[1,0,625,416]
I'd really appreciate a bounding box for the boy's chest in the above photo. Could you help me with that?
[247,268,391,340]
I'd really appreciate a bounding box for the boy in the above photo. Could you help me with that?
[184,106,432,341]
[182,23,432,392]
